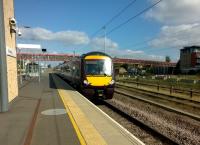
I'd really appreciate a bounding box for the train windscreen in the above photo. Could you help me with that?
[85,58,112,76]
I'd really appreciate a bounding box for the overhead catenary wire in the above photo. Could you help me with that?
[90,0,137,38]
[105,0,163,36]
[81,0,137,50]
[83,0,161,51]
[126,38,200,55]
[104,0,137,27]
[122,23,200,51]
[111,33,200,59]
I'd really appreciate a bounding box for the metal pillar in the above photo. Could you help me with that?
[19,49,23,84]
[103,26,106,53]
[0,0,9,112]
[38,56,40,82]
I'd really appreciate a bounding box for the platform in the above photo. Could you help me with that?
[0,72,144,145]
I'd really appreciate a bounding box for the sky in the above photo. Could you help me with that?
[15,0,200,62]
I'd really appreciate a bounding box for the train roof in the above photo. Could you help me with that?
[81,51,111,58]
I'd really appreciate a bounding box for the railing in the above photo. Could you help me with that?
[118,80,200,98]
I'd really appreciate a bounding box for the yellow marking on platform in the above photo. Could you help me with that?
[53,75,107,145]
[59,92,86,145]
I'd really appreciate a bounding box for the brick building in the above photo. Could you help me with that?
[180,46,200,73]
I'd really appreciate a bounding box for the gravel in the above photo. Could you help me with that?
[108,93,200,145]
[116,85,200,116]
[97,104,171,145]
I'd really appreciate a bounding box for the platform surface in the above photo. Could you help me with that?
[0,73,80,145]
[52,74,144,145]
[0,72,144,145]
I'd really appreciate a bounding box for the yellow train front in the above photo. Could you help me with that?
[58,51,115,99]
[81,52,115,99]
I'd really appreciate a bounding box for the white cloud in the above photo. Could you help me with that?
[17,27,164,61]
[90,37,118,49]
[149,23,200,48]
[52,51,58,54]
[146,0,200,25]
[126,49,143,54]
[19,27,90,45]
[18,27,119,50]
[108,48,143,55]
[107,48,164,61]
[148,54,164,60]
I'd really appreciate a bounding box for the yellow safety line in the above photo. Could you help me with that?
[58,89,87,145]
[53,75,107,145]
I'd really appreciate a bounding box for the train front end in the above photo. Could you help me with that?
[81,52,115,99]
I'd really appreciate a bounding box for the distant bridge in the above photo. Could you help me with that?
[17,53,75,61]
[113,58,176,67]
[17,53,176,67]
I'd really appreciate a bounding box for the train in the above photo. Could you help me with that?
[57,51,115,99]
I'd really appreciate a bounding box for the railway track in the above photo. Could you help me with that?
[116,80,200,102]
[97,99,178,145]
[105,92,200,145]
[58,75,174,144]
[116,83,200,121]
[58,76,200,144]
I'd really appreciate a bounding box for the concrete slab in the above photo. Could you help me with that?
[30,74,80,145]
[0,73,81,145]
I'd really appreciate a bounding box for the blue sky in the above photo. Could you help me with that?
[15,0,200,62]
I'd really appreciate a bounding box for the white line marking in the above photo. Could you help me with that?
[73,91,145,145]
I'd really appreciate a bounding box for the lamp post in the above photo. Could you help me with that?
[17,48,23,85]
[16,25,30,37]
[39,48,47,82]
[17,25,31,84]
[38,54,40,82]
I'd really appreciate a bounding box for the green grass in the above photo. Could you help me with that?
[116,75,200,90]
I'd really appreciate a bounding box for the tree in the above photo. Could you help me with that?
[165,56,171,62]
[121,63,129,70]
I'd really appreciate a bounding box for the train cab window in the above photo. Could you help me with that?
[85,58,112,76]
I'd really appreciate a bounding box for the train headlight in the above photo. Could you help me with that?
[83,80,90,85]
[109,80,115,85]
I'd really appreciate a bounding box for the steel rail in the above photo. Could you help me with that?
[116,83,200,109]
[114,87,200,121]
[102,99,178,145]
